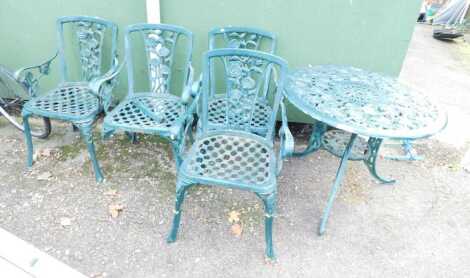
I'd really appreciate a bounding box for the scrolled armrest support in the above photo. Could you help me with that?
[181,65,195,104]
[277,100,294,175]
[170,92,200,157]
[14,51,59,97]
[89,56,124,112]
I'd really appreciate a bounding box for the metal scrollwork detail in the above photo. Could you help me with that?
[142,30,177,94]
[364,137,396,184]
[76,21,105,81]
[224,32,261,50]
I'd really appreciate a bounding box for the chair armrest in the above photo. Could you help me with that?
[181,65,195,104]
[14,51,59,97]
[167,92,200,164]
[170,92,199,140]
[182,70,203,106]
[277,100,294,175]
[279,101,294,158]
[89,56,124,112]
[191,73,203,98]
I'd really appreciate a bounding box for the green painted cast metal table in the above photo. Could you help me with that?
[284,65,448,235]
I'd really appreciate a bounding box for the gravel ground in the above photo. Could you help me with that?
[0,24,469,277]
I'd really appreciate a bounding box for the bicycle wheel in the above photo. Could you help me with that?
[0,65,52,139]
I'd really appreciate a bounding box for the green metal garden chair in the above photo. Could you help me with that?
[21,16,120,182]
[205,27,277,136]
[167,48,294,260]
[102,24,194,168]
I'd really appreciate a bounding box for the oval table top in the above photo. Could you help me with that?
[284,65,448,140]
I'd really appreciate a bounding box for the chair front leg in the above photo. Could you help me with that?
[258,192,277,260]
[22,110,34,168]
[76,122,104,183]
[167,182,191,243]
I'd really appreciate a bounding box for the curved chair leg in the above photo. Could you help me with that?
[364,137,396,184]
[167,183,190,243]
[77,123,104,183]
[125,132,138,144]
[259,192,277,260]
[293,121,327,157]
[319,133,357,236]
[22,111,34,168]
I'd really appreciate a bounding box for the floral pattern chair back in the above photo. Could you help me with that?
[204,27,278,135]
[125,24,193,97]
[57,16,118,83]
[201,49,284,138]
[208,26,276,53]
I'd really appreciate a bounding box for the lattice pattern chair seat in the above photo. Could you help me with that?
[207,96,271,133]
[104,94,185,134]
[24,83,100,121]
[180,132,276,192]
[322,129,369,161]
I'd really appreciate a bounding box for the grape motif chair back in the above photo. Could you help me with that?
[201,49,287,140]
[57,16,118,83]
[208,27,277,101]
[209,27,276,53]
[125,24,193,96]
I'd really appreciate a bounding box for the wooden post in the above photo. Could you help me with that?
[146,0,161,23]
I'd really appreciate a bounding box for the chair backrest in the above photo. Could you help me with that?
[125,23,193,96]
[209,27,277,53]
[208,27,277,100]
[56,16,118,83]
[200,49,288,141]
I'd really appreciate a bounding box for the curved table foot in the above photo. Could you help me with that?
[364,137,396,184]
[318,133,357,236]
[292,122,327,157]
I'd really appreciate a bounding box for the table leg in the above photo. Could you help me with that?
[364,137,396,184]
[293,121,327,157]
[384,139,424,161]
[318,133,357,235]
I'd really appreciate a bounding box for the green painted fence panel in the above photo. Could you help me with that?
[160,0,422,122]
[0,0,421,122]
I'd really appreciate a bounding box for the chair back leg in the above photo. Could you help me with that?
[22,111,34,168]
[125,132,138,144]
[259,192,277,259]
